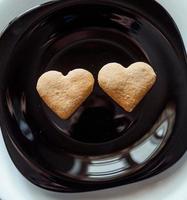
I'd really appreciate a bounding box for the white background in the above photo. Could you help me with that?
[0,0,187,200]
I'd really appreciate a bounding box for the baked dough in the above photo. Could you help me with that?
[98,62,156,112]
[37,69,94,119]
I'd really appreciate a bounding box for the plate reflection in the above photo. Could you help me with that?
[65,103,175,181]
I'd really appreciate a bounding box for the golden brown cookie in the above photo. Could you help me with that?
[98,62,156,112]
[36,69,94,119]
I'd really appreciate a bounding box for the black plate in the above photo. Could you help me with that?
[0,0,187,192]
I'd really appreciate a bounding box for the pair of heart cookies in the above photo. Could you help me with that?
[37,62,156,119]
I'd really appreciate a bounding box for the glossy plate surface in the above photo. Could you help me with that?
[0,0,187,192]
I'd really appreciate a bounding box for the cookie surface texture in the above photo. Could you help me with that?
[98,62,156,112]
[37,69,94,119]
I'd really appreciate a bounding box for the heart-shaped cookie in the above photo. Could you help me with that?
[37,69,94,119]
[98,62,156,112]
